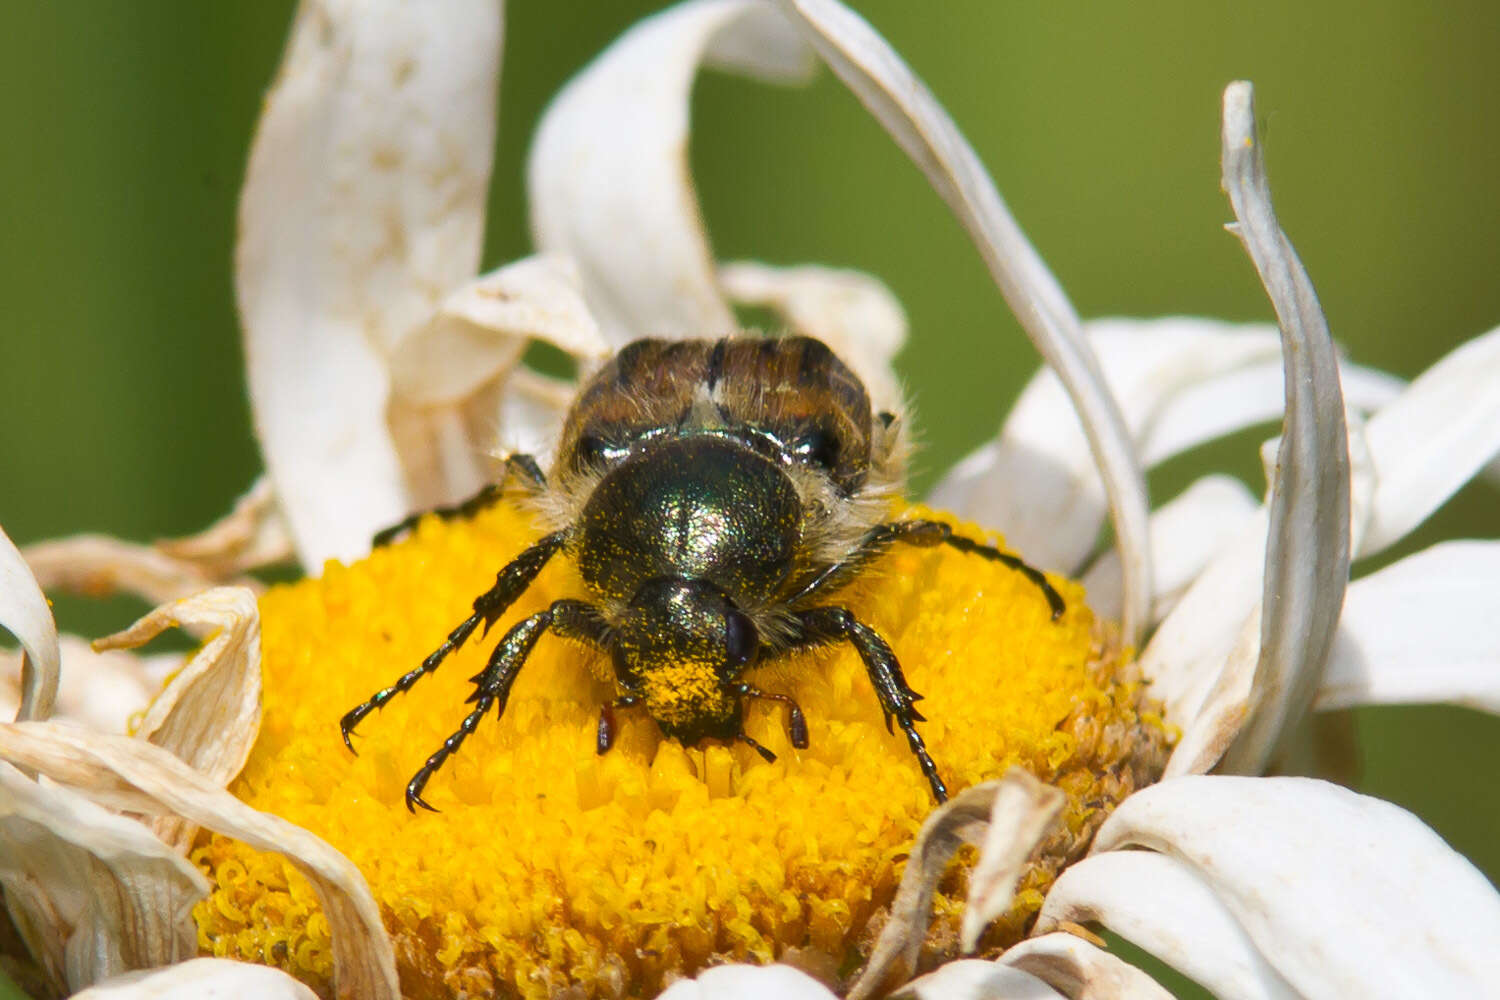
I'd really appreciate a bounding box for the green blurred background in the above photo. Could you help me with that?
[1,0,1496,952]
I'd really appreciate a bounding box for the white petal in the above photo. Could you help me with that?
[656,963,838,1000]
[1082,475,1259,625]
[962,768,1065,953]
[1035,851,1298,1000]
[719,260,908,410]
[848,782,999,1000]
[1357,325,1500,559]
[0,721,400,1000]
[1093,775,1500,999]
[73,958,318,999]
[1317,541,1500,713]
[94,588,262,852]
[1,636,176,735]
[1186,82,1350,777]
[21,535,240,607]
[779,0,1151,645]
[238,0,502,569]
[153,477,294,579]
[0,523,58,721]
[894,959,1064,1000]
[389,255,608,406]
[0,764,208,994]
[527,0,814,345]
[1000,933,1174,1000]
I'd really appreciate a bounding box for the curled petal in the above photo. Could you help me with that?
[962,768,1065,953]
[72,958,318,999]
[239,0,503,569]
[1191,82,1349,776]
[1318,541,1500,714]
[0,722,399,1000]
[1357,325,1500,559]
[1,523,58,721]
[1036,851,1298,1000]
[1083,475,1258,626]
[1001,933,1174,1000]
[848,782,999,1000]
[528,0,814,344]
[894,959,1065,1000]
[779,0,1150,645]
[154,477,294,579]
[21,535,239,607]
[0,763,208,994]
[94,587,262,852]
[656,963,838,1000]
[719,260,908,410]
[0,636,177,735]
[1093,776,1500,998]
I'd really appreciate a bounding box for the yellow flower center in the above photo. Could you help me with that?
[191,500,1166,998]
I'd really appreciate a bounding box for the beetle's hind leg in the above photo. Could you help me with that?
[786,607,946,803]
[406,598,609,812]
[372,453,548,547]
[338,529,566,752]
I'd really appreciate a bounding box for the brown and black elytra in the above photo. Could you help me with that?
[340,335,1064,811]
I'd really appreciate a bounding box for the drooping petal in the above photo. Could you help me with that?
[527,0,814,345]
[962,768,1065,953]
[0,722,399,1000]
[1035,851,1299,1000]
[94,588,262,852]
[0,763,208,995]
[0,637,177,735]
[1093,776,1500,998]
[154,477,294,579]
[1083,475,1259,625]
[1000,933,1174,1000]
[848,782,999,1000]
[1355,326,1500,559]
[655,963,839,1000]
[778,0,1150,646]
[21,535,244,606]
[719,261,908,410]
[1317,541,1500,714]
[894,959,1065,1000]
[238,0,503,569]
[72,958,318,999]
[0,523,58,721]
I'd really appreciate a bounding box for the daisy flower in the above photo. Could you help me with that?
[2,2,1499,999]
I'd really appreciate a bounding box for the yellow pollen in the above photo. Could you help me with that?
[190,500,1166,998]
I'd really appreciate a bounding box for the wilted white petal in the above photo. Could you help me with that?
[1356,325,1500,559]
[94,588,262,852]
[23,535,256,606]
[73,958,318,999]
[1083,475,1258,625]
[1001,933,1174,1000]
[528,0,814,344]
[962,768,1065,952]
[477,366,580,463]
[239,0,502,569]
[895,959,1064,1000]
[849,782,999,1000]
[389,255,609,406]
[1,637,176,735]
[1318,541,1500,713]
[154,477,294,579]
[1192,82,1349,776]
[0,764,207,994]
[1,523,58,721]
[719,260,907,409]
[780,0,1150,645]
[0,722,399,1000]
[1093,776,1500,998]
[656,963,838,1000]
[1035,851,1298,1000]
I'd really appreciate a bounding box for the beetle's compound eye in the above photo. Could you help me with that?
[725,608,757,668]
[575,434,610,469]
[792,427,840,471]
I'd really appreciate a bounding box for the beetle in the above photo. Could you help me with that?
[340,335,1063,810]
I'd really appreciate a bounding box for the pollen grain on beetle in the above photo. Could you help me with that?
[191,500,1168,999]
